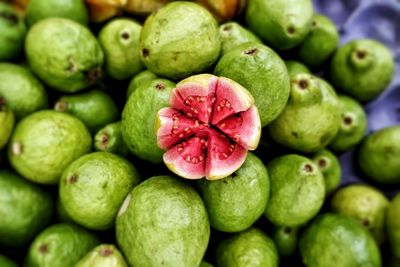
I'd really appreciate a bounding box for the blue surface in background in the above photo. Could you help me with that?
[313,0,400,193]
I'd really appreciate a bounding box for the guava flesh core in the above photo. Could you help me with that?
[156,74,261,180]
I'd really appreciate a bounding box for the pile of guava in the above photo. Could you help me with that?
[0,0,399,266]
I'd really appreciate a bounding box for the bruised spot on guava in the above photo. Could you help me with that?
[12,142,23,156]
[120,31,130,40]
[356,49,367,60]
[291,132,299,138]
[156,82,165,90]
[54,100,68,112]
[118,192,132,217]
[39,243,48,254]
[362,218,370,227]
[244,48,258,55]
[287,26,296,35]
[85,66,103,83]
[312,20,317,27]
[0,11,18,25]
[303,163,313,173]
[284,226,292,234]
[68,174,78,184]
[318,158,327,169]
[298,79,309,90]
[142,49,150,58]
[100,248,113,257]
[343,115,353,125]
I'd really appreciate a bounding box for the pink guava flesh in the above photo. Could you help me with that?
[157,74,261,180]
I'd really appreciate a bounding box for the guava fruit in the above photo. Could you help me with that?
[94,122,128,156]
[298,14,339,67]
[358,126,400,184]
[264,154,325,226]
[272,225,299,257]
[300,213,382,267]
[0,2,26,61]
[155,74,261,180]
[75,244,128,267]
[330,39,394,102]
[54,90,119,133]
[285,60,311,76]
[60,152,140,230]
[116,175,210,267]
[268,74,341,153]
[98,18,144,80]
[86,0,126,23]
[0,255,18,267]
[121,78,175,163]
[387,193,400,259]
[25,0,88,27]
[25,18,104,93]
[196,0,247,21]
[219,22,262,55]
[125,0,171,15]
[8,110,92,184]
[331,184,389,245]
[246,0,313,50]
[197,153,269,232]
[329,95,368,151]
[0,170,53,247]
[0,63,48,120]
[215,43,290,127]
[24,223,100,267]
[139,2,220,80]
[217,227,279,267]
[126,70,158,98]
[312,149,341,195]
[0,99,14,149]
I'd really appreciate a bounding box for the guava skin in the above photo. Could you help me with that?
[312,149,341,195]
[285,60,311,76]
[0,63,48,120]
[219,22,262,55]
[98,18,144,80]
[358,126,400,184]
[300,213,382,267]
[217,227,279,267]
[0,101,14,149]
[329,95,368,152]
[116,175,210,267]
[246,0,313,50]
[126,70,158,98]
[121,79,175,163]
[197,153,269,232]
[139,2,221,80]
[24,223,100,267]
[60,152,140,230]
[330,39,394,102]
[25,0,89,27]
[264,154,325,226]
[298,14,339,67]
[55,90,119,133]
[215,43,290,127]
[75,244,128,267]
[94,121,129,156]
[0,171,53,247]
[387,193,400,260]
[268,74,341,153]
[8,110,92,184]
[25,18,104,93]
[0,2,26,61]
[331,184,389,245]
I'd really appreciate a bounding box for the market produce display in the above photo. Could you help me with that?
[0,0,399,266]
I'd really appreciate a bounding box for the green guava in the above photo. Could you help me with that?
[285,60,311,76]
[75,244,128,267]
[0,99,14,149]
[98,18,144,80]
[25,18,104,93]
[8,110,92,184]
[94,121,128,156]
[116,175,210,267]
[219,22,262,55]
[312,149,341,195]
[126,70,158,98]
